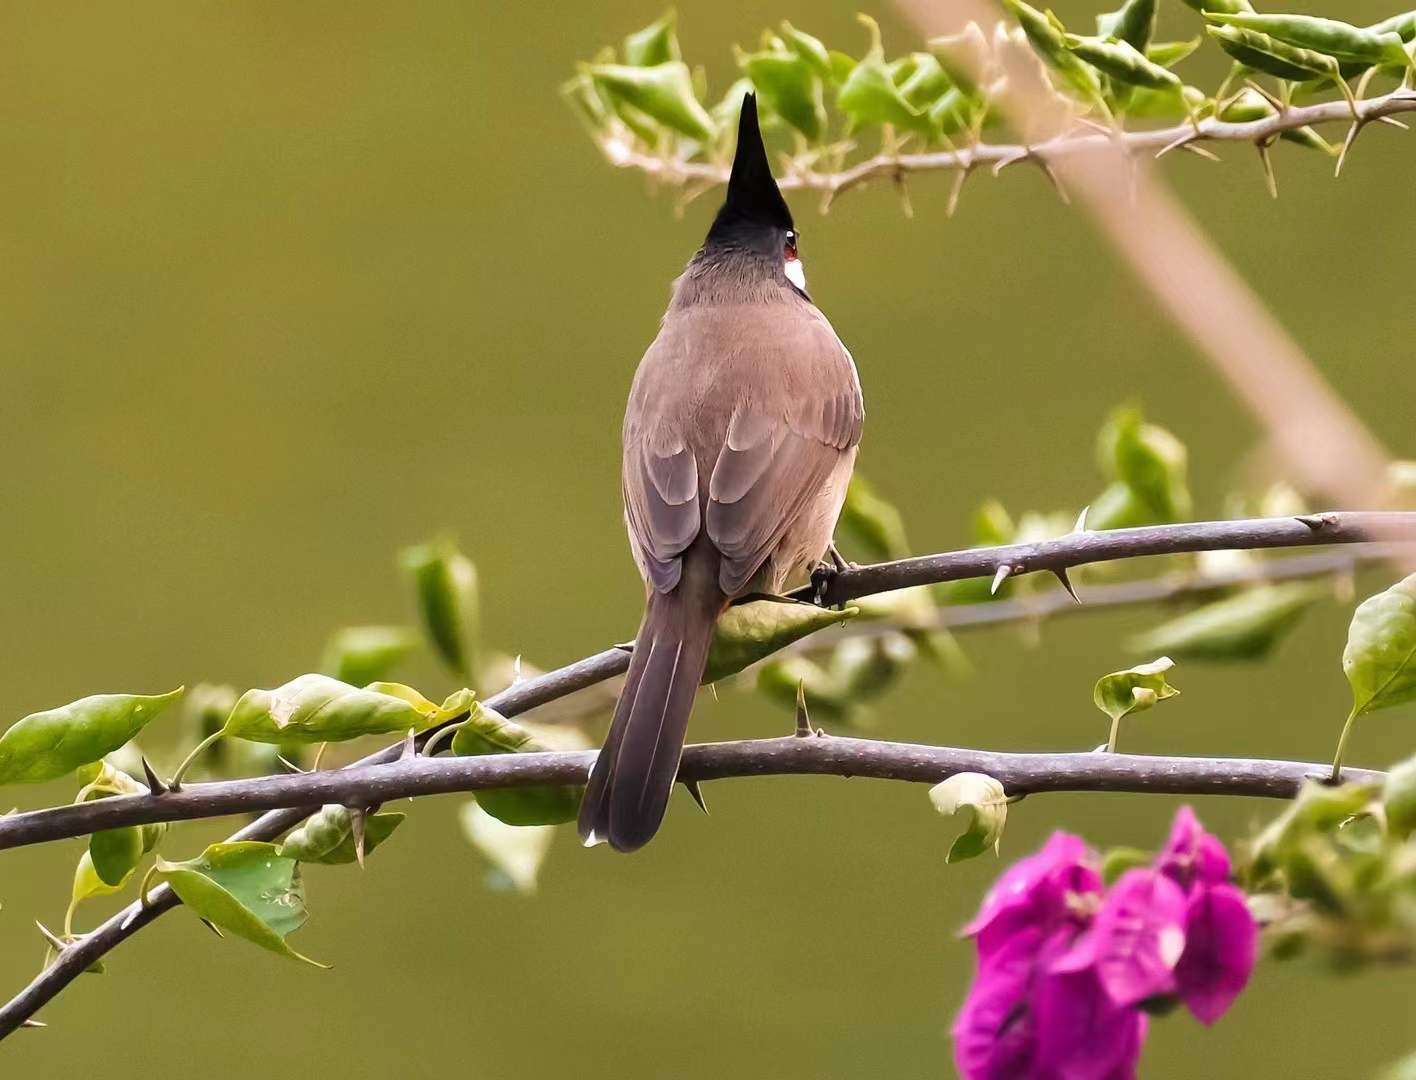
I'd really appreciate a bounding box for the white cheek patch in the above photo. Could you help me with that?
[784,258,807,291]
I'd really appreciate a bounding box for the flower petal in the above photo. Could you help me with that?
[952,928,1044,1080]
[1035,966,1148,1080]
[1156,805,1231,891]
[1059,868,1187,1007]
[1174,883,1258,1025]
[963,831,1102,962]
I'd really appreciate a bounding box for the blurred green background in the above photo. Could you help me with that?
[2,1,1413,1076]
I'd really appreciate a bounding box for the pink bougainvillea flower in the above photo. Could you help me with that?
[1056,868,1188,1007]
[1034,965,1149,1080]
[1156,805,1231,892]
[961,832,1102,963]
[1172,881,1258,1024]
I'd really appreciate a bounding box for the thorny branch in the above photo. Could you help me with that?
[2,511,1415,1036]
[604,89,1416,205]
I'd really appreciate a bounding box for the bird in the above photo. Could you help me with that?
[577,93,864,853]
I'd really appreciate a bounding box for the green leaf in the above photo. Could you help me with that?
[929,773,1007,862]
[973,499,1016,547]
[1385,754,1416,840]
[0,688,184,786]
[1344,574,1416,719]
[157,842,324,966]
[588,62,717,143]
[1204,12,1408,66]
[279,806,405,865]
[839,474,911,561]
[72,850,126,908]
[75,760,165,886]
[1093,656,1179,723]
[1204,25,1339,82]
[1146,38,1201,67]
[1003,0,1105,100]
[400,535,479,681]
[1097,0,1157,49]
[623,11,679,67]
[897,53,952,109]
[780,22,834,81]
[704,599,857,683]
[320,626,419,687]
[1068,36,1183,91]
[837,15,933,134]
[1097,406,1191,521]
[1129,583,1322,662]
[449,702,581,826]
[1101,846,1154,884]
[459,800,554,895]
[223,674,435,744]
[1250,780,1378,876]
[738,49,826,141]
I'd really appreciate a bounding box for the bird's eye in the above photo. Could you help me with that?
[784,230,799,260]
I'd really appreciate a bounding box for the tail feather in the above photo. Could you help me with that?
[578,589,718,852]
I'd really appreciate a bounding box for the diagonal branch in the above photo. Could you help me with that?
[3,510,1415,1037]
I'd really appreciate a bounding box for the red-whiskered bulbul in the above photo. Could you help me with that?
[577,93,864,852]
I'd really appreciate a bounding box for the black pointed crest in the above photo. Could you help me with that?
[705,93,793,246]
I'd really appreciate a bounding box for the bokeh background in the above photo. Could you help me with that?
[2,1,1413,1076]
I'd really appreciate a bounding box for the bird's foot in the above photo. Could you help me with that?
[810,561,838,608]
[826,542,857,573]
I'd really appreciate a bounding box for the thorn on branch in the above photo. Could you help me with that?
[34,922,68,954]
[1052,567,1081,603]
[140,756,168,796]
[20,1020,46,1029]
[684,779,710,815]
[347,806,368,868]
[793,681,817,738]
[1296,513,1334,532]
[991,564,1015,596]
[1255,138,1278,199]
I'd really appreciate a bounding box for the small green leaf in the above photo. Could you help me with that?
[837,15,934,134]
[72,850,127,908]
[1101,846,1154,884]
[320,626,419,687]
[450,702,582,826]
[703,600,858,683]
[1096,0,1157,49]
[1204,12,1408,66]
[400,535,479,681]
[0,689,184,786]
[279,806,405,865]
[588,62,718,143]
[623,10,680,67]
[1003,0,1105,101]
[1204,25,1339,81]
[1343,574,1416,719]
[459,801,553,895]
[1385,754,1416,840]
[223,674,434,744]
[1093,657,1180,723]
[1146,38,1201,67]
[1129,583,1322,662]
[157,842,324,966]
[1250,780,1378,876]
[780,21,834,81]
[1097,406,1191,521]
[738,49,826,141]
[929,773,1007,863]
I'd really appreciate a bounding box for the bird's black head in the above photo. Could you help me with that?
[703,94,803,288]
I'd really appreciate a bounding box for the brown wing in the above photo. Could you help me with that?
[623,438,699,593]
[707,325,862,596]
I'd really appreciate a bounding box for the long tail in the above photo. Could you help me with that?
[578,582,721,853]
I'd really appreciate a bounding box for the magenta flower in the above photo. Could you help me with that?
[951,809,1259,1080]
[1156,805,1231,891]
[962,832,1102,963]
[1055,868,1187,1006]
